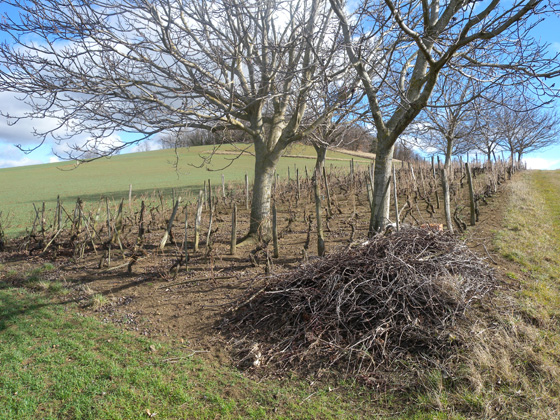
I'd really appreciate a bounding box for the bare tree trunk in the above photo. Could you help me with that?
[248,146,280,241]
[442,137,454,232]
[369,141,395,234]
[314,167,325,257]
[313,144,327,179]
[510,148,515,172]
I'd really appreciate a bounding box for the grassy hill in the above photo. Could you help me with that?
[0,144,371,236]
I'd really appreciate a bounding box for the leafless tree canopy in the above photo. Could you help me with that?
[415,74,484,161]
[493,96,560,163]
[329,0,560,233]
[0,0,354,238]
[0,0,346,148]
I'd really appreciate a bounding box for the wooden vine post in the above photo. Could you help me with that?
[365,174,374,210]
[441,167,453,232]
[296,168,300,202]
[431,156,435,178]
[272,203,279,258]
[55,195,62,231]
[112,199,124,252]
[207,178,212,209]
[203,180,207,210]
[245,172,249,210]
[322,166,333,217]
[230,204,237,256]
[392,165,399,231]
[206,197,214,250]
[194,190,204,252]
[465,162,476,226]
[183,204,189,265]
[136,200,146,249]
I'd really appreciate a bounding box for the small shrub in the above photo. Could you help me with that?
[36,281,51,291]
[48,282,65,293]
[91,294,108,310]
[42,263,55,271]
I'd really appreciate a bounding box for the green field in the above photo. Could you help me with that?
[0,144,369,236]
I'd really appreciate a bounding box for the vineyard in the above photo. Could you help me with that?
[1,155,515,267]
[0,154,517,378]
[1,0,559,415]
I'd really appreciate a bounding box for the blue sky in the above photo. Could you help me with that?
[1,2,559,169]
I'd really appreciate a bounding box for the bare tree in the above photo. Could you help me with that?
[329,0,560,233]
[493,97,560,166]
[137,142,151,153]
[392,139,420,162]
[470,106,502,165]
[416,75,480,164]
[0,0,351,240]
[412,73,486,231]
[306,107,373,175]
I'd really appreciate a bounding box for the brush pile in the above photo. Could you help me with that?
[226,227,495,376]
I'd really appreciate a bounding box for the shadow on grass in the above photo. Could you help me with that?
[0,286,52,332]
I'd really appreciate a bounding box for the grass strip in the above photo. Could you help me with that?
[0,283,378,419]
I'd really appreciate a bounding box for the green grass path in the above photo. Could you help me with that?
[495,170,560,318]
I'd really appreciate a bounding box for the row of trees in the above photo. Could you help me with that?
[413,79,559,166]
[159,122,376,152]
[1,0,559,240]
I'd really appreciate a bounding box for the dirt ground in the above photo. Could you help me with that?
[0,170,517,367]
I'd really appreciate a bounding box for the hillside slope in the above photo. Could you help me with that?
[0,144,369,236]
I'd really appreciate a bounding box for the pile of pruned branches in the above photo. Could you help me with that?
[226,227,495,376]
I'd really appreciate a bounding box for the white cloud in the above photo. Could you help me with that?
[0,142,45,168]
[524,157,560,170]
[126,138,161,154]
[0,92,63,146]
[0,155,43,168]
